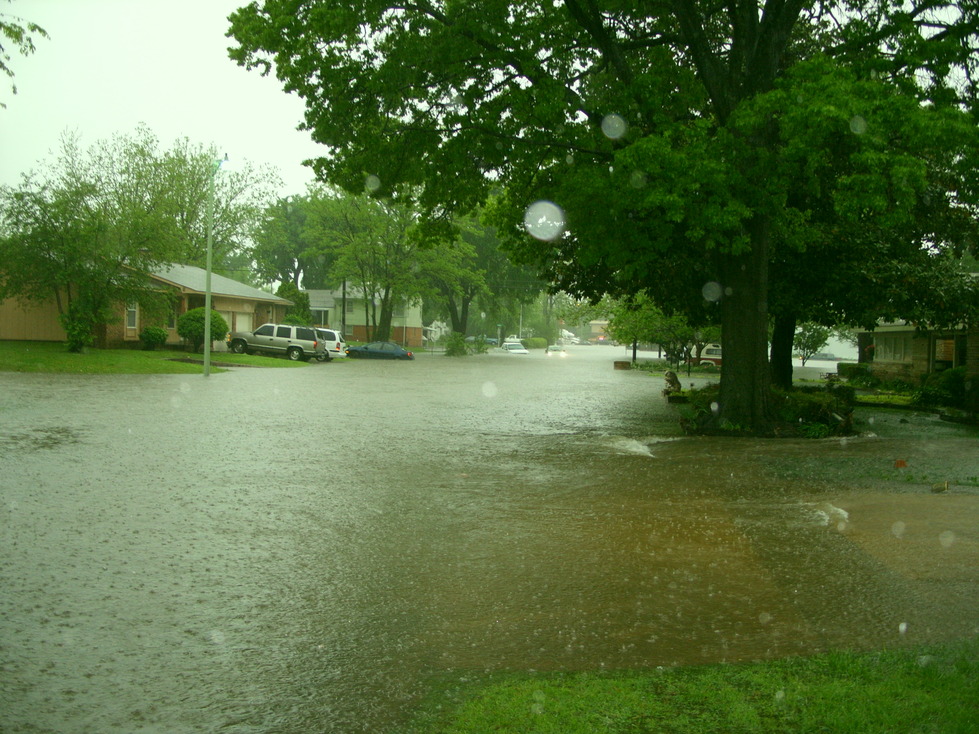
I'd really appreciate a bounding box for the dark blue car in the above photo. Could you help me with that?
[346,341,415,360]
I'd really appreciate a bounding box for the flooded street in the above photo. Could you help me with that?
[2,347,977,733]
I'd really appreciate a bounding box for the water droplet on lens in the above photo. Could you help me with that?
[365,174,381,192]
[850,115,867,134]
[601,113,628,139]
[939,530,956,548]
[702,281,723,302]
[891,521,906,538]
[523,200,566,241]
[482,381,498,398]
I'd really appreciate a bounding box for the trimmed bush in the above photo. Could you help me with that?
[139,326,169,350]
[838,362,878,386]
[524,337,547,350]
[177,308,229,352]
[913,366,967,408]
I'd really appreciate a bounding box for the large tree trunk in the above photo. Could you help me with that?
[770,313,796,390]
[716,217,776,434]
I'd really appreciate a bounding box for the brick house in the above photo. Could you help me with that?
[0,264,291,348]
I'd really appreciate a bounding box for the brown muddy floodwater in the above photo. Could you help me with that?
[1,346,977,732]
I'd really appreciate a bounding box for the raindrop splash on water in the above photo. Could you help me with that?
[523,200,566,241]
[601,113,628,139]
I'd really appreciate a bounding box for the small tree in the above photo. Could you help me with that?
[59,299,108,353]
[276,282,313,325]
[177,308,228,352]
[795,323,831,366]
[444,332,468,357]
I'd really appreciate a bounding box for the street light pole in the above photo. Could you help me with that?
[203,154,227,378]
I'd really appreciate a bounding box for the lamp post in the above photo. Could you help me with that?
[203,154,228,378]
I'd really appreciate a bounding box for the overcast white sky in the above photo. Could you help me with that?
[1,0,321,195]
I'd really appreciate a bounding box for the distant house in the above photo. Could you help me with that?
[305,287,425,347]
[856,320,979,383]
[0,264,291,348]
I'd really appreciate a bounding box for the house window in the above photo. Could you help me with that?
[876,335,911,362]
[934,337,956,371]
[126,302,138,329]
[345,298,355,314]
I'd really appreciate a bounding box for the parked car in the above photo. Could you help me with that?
[501,341,528,354]
[346,341,415,360]
[545,344,567,357]
[464,335,499,346]
[691,343,722,366]
[226,323,325,361]
[315,328,347,362]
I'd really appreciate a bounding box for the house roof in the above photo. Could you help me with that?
[151,264,291,305]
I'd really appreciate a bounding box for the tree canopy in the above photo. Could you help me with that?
[0,126,279,347]
[229,0,979,433]
[0,2,47,108]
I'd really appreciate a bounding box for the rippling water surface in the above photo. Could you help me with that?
[2,347,977,732]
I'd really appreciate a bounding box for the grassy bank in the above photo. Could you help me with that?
[0,340,308,374]
[407,639,979,733]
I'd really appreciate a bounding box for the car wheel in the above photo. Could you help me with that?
[230,340,247,354]
[287,347,303,361]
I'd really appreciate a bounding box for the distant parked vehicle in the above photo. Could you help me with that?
[691,344,722,366]
[315,328,347,361]
[346,341,414,360]
[545,344,567,357]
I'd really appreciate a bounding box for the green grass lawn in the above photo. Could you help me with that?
[408,639,979,733]
[0,341,310,374]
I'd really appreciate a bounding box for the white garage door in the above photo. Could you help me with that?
[235,312,253,332]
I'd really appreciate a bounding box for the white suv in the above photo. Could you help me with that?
[315,328,347,361]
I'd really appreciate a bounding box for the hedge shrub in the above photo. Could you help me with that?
[139,326,169,350]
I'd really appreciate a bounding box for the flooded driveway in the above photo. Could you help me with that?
[2,347,977,732]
